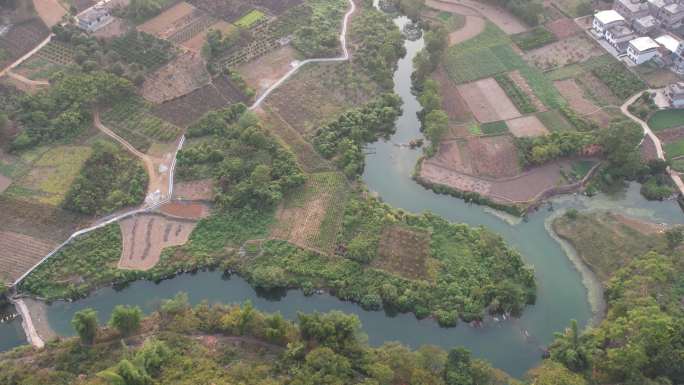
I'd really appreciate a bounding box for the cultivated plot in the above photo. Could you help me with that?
[457,77,521,123]
[505,115,549,138]
[0,230,56,283]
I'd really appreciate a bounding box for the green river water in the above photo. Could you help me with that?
[1,12,683,378]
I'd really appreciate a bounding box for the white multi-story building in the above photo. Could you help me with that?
[593,10,627,36]
[627,36,661,63]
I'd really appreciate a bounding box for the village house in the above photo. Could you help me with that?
[593,10,626,36]
[660,3,684,29]
[77,5,112,32]
[627,36,661,63]
[665,81,684,107]
[614,0,651,22]
[606,24,638,53]
[634,14,658,34]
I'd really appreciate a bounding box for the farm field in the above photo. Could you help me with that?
[265,62,379,134]
[648,109,684,131]
[536,109,573,132]
[428,135,521,179]
[524,35,603,71]
[554,78,612,126]
[456,77,521,123]
[664,139,684,159]
[172,178,215,201]
[188,0,253,22]
[258,106,333,173]
[151,75,244,127]
[373,225,432,281]
[545,17,581,39]
[0,230,56,283]
[137,2,198,38]
[31,0,66,27]
[271,172,349,253]
[432,66,471,123]
[110,31,176,72]
[512,27,557,51]
[235,9,266,28]
[0,195,85,243]
[5,146,92,206]
[237,45,298,96]
[102,98,182,151]
[507,70,546,112]
[159,200,211,220]
[142,52,211,103]
[180,20,235,53]
[0,18,49,68]
[119,213,197,271]
[506,115,549,137]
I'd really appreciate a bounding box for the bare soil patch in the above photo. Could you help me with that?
[457,77,521,123]
[554,78,612,126]
[73,0,96,12]
[32,0,66,27]
[138,2,197,38]
[506,115,549,137]
[545,17,580,39]
[448,15,485,45]
[0,174,11,193]
[508,69,546,111]
[173,178,215,200]
[428,135,520,178]
[575,71,621,106]
[142,51,210,103]
[119,214,197,270]
[432,66,471,122]
[640,134,658,162]
[187,0,251,22]
[435,0,528,34]
[0,230,57,283]
[524,35,603,71]
[159,200,210,219]
[0,18,49,68]
[655,127,684,144]
[93,17,130,39]
[373,225,431,281]
[237,45,297,95]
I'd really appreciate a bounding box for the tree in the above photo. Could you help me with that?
[72,308,98,345]
[424,110,449,149]
[550,319,589,372]
[665,227,683,249]
[575,1,593,16]
[109,305,142,337]
[599,120,643,178]
[527,361,588,385]
[444,347,474,385]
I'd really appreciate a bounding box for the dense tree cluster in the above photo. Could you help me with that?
[417,79,449,155]
[0,298,519,385]
[351,3,406,88]
[292,0,348,58]
[515,131,594,166]
[412,25,449,91]
[11,71,134,150]
[542,249,684,385]
[63,141,148,215]
[238,193,536,325]
[177,107,304,210]
[313,93,402,177]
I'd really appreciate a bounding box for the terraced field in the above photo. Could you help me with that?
[0,231,56,283]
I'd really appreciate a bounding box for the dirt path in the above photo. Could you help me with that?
[94,112,172,204]
[621,91,684,196]
[249,0,356,109]
[0,34,53,78]
[6,70,50,91]
[425,0,485,45]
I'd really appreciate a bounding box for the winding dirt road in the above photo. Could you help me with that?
[621,90,684,195]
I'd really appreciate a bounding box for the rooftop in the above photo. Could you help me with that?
[609,24,636,37]
[629,36,661,51]
[595,10,626,24]
[669,82,684,94]
[647,0,668,9]
[635,15,657,28]
[615,0,649,12]
[655,34,682,52]
[663,3,684,14]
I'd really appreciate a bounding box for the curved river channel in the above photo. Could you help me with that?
[2,12,683,378]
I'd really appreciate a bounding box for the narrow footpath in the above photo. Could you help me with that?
[12,299,44,349]
[621,90,684,195]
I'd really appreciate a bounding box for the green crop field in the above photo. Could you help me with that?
[481,121,509,135]
[235,10,266,28]
[648,109,684,131]
[665,139,684,159]
[111,32,175,70]
[537,110,573,132]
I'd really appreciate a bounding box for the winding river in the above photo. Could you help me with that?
[2,9,683,378]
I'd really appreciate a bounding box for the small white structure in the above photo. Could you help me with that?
[655,34,683,55]
[593,10,626,36]
[665,81,684,108]
[627,36,660,64]
[77,5,113,32]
